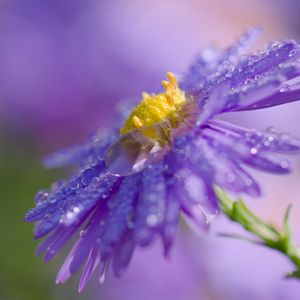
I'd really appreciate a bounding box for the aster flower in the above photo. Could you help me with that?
[25,28,300,291]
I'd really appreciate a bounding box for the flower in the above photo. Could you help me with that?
[25,28,300,291]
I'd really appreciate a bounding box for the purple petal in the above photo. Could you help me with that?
[43,225,80,262]
[222,41,300,111]
[228,40,300,89]
[219,27,261,65]
[34,213,62,239]
[56,240,80,284]
[172,180,209,231]
[112,231,136,278]
[43,129,117,169]
[98,257,110,284]
[69,202,108,275]
[208,119,300,153]
[36,225,65,256]
[25,162,106,222]
[181,27,261,102]
[42,209,90,263]
[100,174,140,256]
[161,186,181,256]
[78,245,100,293]
[235,78,300,111]
[186,139,261,196]
[202,127,294,174]
[196,84,227,125]
[134,163,166,247]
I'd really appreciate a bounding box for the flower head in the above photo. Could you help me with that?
[25,28,300,291]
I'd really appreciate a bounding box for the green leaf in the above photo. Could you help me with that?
[215,187,300,280]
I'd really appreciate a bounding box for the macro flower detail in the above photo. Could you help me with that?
[25,28,300,291]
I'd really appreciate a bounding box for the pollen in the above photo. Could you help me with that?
[120,72,187,141]
[132,116,143,128]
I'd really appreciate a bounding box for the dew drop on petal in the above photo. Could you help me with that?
[266,126,275,134]
[99,272,106,284]
[34,190,49,205]
[73,207,80,213]
[250,147,258,155]
[146,214,159,227]
[289,49,297,57]
[66,211,74,220]
[49,249,56,256]
[244,178,253,186]
[198,205,216,224]
[280,160,289,169]
[226,172,236,183]
[280,84,291,93]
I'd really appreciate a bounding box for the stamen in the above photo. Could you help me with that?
[142,92,150,99]
[162,80,171,90]
[120,72,187,138]
[133,116,144,128]
[166,93,174,107]
[167,72,177,86]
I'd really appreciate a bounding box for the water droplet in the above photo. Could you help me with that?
[226,172,236,183]
[34,190,49,204]
[280,160,289,169]
[48,197,57,204]
[198,205,216,224]
[79,230,86,237]
[66,211,74,220]
[69,180,80,190]
[279,132,291,142]
[250,148,258,155]
[99,272,106,284]
[126,215,134,229]
[73,206,80,213]
[289,49,297,57]
[91,177,100,185]
[280,84,291,93]
[146,214,159,227]
[244,178,253,186]
[266,126,275,134]
[51,180,65,191]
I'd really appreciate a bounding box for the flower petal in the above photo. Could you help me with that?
[202,127,294,174]
[111,231,136,278]
[134,163,166,246]
[78,245,100,293]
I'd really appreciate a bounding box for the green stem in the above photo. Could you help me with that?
[215,187,300,278]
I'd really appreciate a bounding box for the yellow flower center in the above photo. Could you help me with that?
[105,72,198,176]
[120,72,187,142]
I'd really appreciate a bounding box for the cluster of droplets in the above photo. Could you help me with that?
[182,31,300,118]
[181,28,262,106]
[223,40,300,111]
[227,40,299,87]
[26,160,121,239]
[204,120,299,175]
[134,163,166,244]
[244,126,296,152]
[44,129,118,171]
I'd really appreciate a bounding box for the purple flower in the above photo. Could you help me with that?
[25,28,300,291]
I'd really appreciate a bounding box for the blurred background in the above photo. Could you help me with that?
[1,0,300,299]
